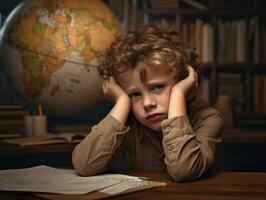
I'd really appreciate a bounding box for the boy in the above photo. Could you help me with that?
[72,26,223,182]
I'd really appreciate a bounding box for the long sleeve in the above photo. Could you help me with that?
[161,107,223,182]
[72,115,129,176]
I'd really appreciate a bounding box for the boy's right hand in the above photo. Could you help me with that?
[103,77,131,104]
[103,77,131,125]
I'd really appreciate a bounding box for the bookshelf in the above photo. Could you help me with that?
[116,0,266,129]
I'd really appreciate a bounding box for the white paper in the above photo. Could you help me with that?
[0,165,148,195]
[99,174,149,194]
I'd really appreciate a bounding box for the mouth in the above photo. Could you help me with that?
[146,113,164,122]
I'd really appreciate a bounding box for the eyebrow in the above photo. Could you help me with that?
[126,87,138,94]
[126,80,166,93]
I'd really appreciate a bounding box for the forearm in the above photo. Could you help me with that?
[161,109,223,182]
[164,133,208,182]
[109,96,131,125]
[168,64,198,119]
[168,91,187,119]
[72,115,129,176]
[162,116,204,182]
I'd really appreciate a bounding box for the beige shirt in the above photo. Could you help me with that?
[72,102,223,182]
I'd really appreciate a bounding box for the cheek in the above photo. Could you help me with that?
[131,101,142,118]
[159,89,172,108]
[160,96,170,110]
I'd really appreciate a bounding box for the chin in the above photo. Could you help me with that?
[148,125,162,133]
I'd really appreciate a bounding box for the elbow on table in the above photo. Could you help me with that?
[168,167,198,182]
[72,159,102,177]
[72,152,99,177]
[72,153,108,177]
[72,158,90,176]
[167,160,207,182]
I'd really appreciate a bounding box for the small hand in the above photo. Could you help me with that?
[103,77,131,125]
[102,77,130,103]
[171,65,198,98]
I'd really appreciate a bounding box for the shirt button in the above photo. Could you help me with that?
[168,144,174,151]
[165,127,171,132]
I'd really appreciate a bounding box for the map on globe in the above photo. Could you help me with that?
[0,0,120,116]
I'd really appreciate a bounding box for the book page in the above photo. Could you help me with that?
[0,165,156,195]
[99,175,149,194]
[60,132,86,143]
[2,132,86,146]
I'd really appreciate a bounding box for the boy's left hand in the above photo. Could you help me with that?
[171,65,198,98]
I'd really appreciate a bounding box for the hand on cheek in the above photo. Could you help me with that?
[102,77,130,103]
[171,65,198,98]
[103,77,131,125]
[168,65,198,118]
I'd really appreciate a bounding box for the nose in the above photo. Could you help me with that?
[143,94,156,111]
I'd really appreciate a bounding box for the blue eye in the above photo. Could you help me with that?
[129,92,141,100]
[152,85,165,93]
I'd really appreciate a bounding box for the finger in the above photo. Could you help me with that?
[186,65,196,79]
[186,65,198,86]
[186,65,194,76]
[109,76,116,83]
[195,72,199,87]
[102,79,108,88]
[102,78,111,92]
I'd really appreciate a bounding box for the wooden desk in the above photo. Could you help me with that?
[0,171,265,200]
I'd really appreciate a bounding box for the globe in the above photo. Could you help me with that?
[0,0,120,116]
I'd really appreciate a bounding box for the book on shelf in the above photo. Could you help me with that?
[218,74,244,94]
[235,19,247,63]
[0,109,26,116]
[0,103,25,138]
[202,22,214,63]
[217,73,245,112]
[114,0,140,32]
[0,133,21,139]
[216,17,264,63]
[2,132,87,146]
[217,20,226,62]
[0,124,23,138]
[210,0,253,10]
[254,75,266,115]
[199,76,210,104]
[226,21,236,62]
[263,28,266,63]
[248,17,256,62]
[182,0,208,10]
[195,18,203,62]
[0,117,23,127]
[150,0,179,9]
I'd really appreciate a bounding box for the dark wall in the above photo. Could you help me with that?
[0,0,21,16]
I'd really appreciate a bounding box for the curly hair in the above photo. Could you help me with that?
[97,26,200,81]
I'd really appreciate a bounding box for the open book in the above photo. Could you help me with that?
[2,132,86,146]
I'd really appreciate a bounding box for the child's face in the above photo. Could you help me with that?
[117,62,178,133]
